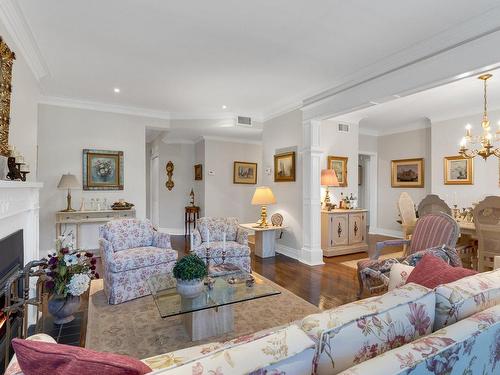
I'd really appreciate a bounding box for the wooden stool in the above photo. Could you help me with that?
[185,206,200,237]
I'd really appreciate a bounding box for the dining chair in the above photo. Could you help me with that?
[417,194,452,217]
[473,196,500,272]
[397,193,417,249]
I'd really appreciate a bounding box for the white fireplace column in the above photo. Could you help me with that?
[301,119,324,265]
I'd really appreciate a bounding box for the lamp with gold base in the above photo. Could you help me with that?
[251,186,276,228]
[57,173,80,212]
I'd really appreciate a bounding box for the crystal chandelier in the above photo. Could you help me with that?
[459,74,500,160]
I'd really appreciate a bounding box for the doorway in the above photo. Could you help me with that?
[358,152,377,232]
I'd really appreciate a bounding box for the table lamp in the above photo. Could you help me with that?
[251,186,276,227]
[321,169,339,209]
[57,173,80,212]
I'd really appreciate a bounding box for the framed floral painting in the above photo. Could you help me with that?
[274,152,296,182]
[83,149,124,190]
[444,155,473,185]
[327,156,348,187]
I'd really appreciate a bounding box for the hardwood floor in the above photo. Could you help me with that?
[171,234,402,309]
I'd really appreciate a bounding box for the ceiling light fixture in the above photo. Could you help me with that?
[222,105,227,110]
[459,74,500,160]
[114,88,120,93]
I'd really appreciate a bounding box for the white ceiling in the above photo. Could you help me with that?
[18,0,500,120]
[332,67,500,135]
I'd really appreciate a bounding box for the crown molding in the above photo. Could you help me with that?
[161,137,195,145]
[201,135,262,145]
[39,95,172,120]
[0,0,49,81]
[169,112,238,120]
[358,128,379,136]
[261,100,303,123]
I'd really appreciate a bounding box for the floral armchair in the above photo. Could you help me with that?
[357,213,460,297]
[190,217,251,272]
[99,218,177,304]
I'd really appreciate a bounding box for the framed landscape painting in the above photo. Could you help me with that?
[274,152,296,182]
[444,155,473,185]
[194,164,202,180]
[233,161,257,184]
[83,149,124,190]
[327,156,348,187]
[391,158,424,188]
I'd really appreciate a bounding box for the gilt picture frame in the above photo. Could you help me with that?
[327,156,348,187]
[194,164,203,180]
[83,149,124,190]
[444,155,473,185]
[233,161,257,184]
[274,152,296,182]
[391,158,424,188]
[0,37,15,157]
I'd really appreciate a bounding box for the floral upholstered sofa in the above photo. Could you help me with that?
[190,217,251,272]
[7,270,500,374]
[99,218,177,304]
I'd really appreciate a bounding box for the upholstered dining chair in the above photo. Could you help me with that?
[474,196,500,272]
[398,192,417,241]
[357,212,460,297]
[417,194,452,217]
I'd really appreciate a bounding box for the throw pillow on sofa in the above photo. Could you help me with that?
[12,338,152,375]
[434,268,500,330]
[405,254,477,289]
[388,263,414,291]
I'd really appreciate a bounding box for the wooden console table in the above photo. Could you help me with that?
[321,209,368,256]
[185,206,200,237]
[55,209,136,249]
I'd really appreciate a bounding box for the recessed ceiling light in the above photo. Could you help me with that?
[222,105,227,110]
[114,88,120,93]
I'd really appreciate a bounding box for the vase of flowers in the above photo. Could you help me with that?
[173,254,207,298]
[46,237,99,324]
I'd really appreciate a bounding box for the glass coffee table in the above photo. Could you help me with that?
[147,272,280,341]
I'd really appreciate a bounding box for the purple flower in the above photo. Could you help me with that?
[407,303,431,336]
[94,272,100,279]
[85,252,93,258]
[48,256,58,265]
[45,280,55,291]
[61,248,69,254]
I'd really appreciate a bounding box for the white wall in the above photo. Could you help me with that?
[320,120,359,204]
[377,126,431,234]
[37,104,167,251]
[431,109,500,207]
[203,139,262,223]
[262,110,303,254]
[158,142,195,233]
[359,134,378,153]
[0,21,40,179]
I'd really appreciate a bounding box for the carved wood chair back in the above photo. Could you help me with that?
[473,196,500,272]
[418,194,452,218]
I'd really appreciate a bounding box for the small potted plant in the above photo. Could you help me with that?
[173,254,207,298]
[45,236,99,324]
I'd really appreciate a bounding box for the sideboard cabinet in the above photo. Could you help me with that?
[321,209,368,256]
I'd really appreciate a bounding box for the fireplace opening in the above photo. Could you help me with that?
[0,229,24,369]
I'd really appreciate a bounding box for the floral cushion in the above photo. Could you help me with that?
[191,241,251,258]
[197,217,239,242]
[147,325,315,375]
[101,219,154,252]
[301,283,435,375]
[338,304,500,375]
[388,263,414,291]
[108,246,178,273]
[434,268,500,330]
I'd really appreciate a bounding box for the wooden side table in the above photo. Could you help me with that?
[185,206,200,237]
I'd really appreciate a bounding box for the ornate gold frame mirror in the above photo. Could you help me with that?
[0,37,15,157]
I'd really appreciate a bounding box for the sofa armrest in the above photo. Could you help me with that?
[237,228,249,246]
[190,229,202,250]
[153,231,172,249]
[5,334,56,375]
[99,238,114,264]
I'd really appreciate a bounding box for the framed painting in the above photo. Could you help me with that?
[83,149,124,190]
[233,161,257,184]
[327,156,348,187]
[194,164,202,180]
[274,152,296,182]
[444,155,473,185]
[0,37,15,157]
[391,158,424,188]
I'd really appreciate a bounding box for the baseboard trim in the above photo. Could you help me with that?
[158,227,184,235]
[369,227,403,238]
[275,243,300,260]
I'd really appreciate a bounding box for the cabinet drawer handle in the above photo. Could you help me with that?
[337,223,342,238]
[354,221,358,236]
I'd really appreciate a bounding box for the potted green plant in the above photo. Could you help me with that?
[173,254,207,298]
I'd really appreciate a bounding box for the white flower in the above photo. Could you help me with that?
[63,254,78,266]
[67,273,90,296]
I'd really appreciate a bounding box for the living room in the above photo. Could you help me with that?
[2,1,500,374]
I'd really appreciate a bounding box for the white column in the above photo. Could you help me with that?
[301,119,324,265]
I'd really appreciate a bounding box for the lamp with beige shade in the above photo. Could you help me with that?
[57,173,80,212]
[321,168,339,210]
[251,186,276,227]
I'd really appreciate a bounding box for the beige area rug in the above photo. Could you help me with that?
[85,276,321,360]
[340,251,405,270]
